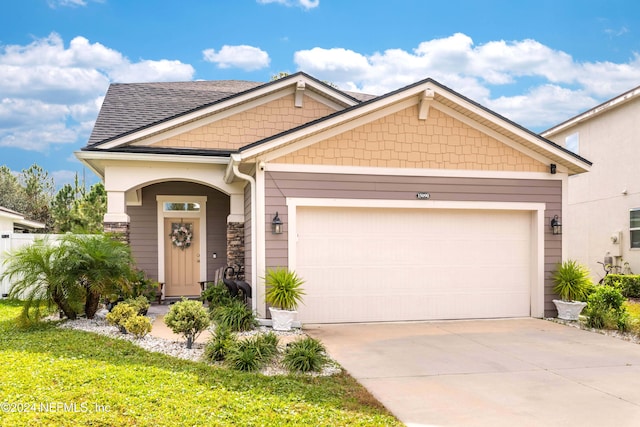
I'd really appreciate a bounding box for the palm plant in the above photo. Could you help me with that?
[264,267,305,311]
[3,238,82,320]
[60,233,134,319]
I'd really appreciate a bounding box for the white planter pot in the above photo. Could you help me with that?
[269,307,297,331]
[553,299,587,321]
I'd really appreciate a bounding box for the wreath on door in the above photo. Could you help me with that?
[169,223,193,250]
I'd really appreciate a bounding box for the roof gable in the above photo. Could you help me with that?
[87,72,364,150]
[235,77,591,175]
[271,105,548,173]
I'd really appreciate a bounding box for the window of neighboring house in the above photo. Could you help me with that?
[631,209,640,248]
[164,202,200,212]
[565,132,579,154]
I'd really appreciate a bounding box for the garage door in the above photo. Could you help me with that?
[295,206,531,323]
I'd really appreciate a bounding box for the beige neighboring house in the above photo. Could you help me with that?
[542,85,640,282]
[76,72,591,322]
[0,206,46,297]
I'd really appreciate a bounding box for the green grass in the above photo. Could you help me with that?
[0,300,400,426]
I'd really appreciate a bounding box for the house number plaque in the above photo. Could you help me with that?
[416,192,431,200]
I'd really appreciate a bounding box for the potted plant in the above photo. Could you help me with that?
[552,260,592,320]
[264,267,305,331]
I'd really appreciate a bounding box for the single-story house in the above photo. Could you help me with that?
[0,206,46,297]
[542,85,640,281]
[0,206,46,234]
[76,72,591,323]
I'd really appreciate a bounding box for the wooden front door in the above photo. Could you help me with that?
[164,218,201,296]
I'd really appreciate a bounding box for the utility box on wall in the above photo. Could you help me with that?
[609,231,623,257]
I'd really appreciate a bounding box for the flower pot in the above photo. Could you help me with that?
[269,307,297,331]
[553,299,587,321]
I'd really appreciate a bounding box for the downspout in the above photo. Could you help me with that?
[231,159,258,314]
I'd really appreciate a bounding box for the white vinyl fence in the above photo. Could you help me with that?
[0,233,60,298]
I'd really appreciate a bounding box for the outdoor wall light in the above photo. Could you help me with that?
[550,164,557,174]
[271,212,283,235]
[551,215,562,235]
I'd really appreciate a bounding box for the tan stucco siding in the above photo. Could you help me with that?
[273,106,547,172]
[151,94,336,150]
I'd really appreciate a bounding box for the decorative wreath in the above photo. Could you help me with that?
[169,224,193,250]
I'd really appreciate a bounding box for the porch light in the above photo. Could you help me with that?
[551,215,562,235]
[272,212,283,235]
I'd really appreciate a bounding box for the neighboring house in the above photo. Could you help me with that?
[0,206,45,234]
[76,72,591,323]
[542,85,640,282]
[0,206,46,297]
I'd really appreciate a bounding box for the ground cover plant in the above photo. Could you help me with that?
[0,300,400,426]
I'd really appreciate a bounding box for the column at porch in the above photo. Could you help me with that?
[227,192,246,271]
[103,190,130,243]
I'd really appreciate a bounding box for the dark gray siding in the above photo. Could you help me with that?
[264,171,562,317]
[128,181,230,281]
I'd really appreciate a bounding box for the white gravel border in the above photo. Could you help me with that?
[57,315,341,376]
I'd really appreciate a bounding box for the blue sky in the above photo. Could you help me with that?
[1,0,639,186]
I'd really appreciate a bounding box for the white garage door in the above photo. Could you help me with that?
[295,206,532,323]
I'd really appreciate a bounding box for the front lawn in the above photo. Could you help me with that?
[0,300,400,426]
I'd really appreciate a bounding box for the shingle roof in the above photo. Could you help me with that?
[87,77,375,146]
[87,80,265,145]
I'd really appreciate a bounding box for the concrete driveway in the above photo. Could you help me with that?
[305,318,640,427]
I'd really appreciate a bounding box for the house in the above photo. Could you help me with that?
[0,206,46,297]
[542,85,640,281]
[76,72,591,323]
[0,206,45,234]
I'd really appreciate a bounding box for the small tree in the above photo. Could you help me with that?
[164,299,210,349]
[3,238,82,321]
[60,233,135,319]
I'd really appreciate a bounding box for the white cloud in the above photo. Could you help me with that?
[0,33,195,153]
[203,45,270,71]
[257,0,319,9]
[47,0,104,8]
[293,33,640,129]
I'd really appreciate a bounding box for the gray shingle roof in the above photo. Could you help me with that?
[87,80,265,146]
[87,77,375,147]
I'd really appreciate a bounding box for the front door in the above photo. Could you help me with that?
[164,218,201,296]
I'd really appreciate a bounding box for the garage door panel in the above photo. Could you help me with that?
[296,207,531,323]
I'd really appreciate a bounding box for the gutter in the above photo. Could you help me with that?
[230,154,258,314]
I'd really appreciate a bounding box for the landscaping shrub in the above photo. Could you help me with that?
[201,281,233,308]
[282,337,328,373]
[584,285,628,330]
[602,274,640,298]
[212,298,257,332]
[123,295,151,315]
[124,315,152,338]
[106,302,137,332]
[225,334,279,372]
[204,326,237,362]
[164,299,210,349]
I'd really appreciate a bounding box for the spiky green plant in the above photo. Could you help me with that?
[204,325,238,362]
[212,298,257,332]
[282,337,328,373]
[553,260,593,302]
[264,267,305,311]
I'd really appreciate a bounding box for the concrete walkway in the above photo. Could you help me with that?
[305,318,640,427]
